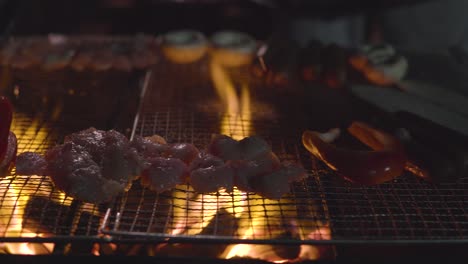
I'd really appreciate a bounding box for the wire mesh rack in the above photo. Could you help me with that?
[0,49,467,250]
[100,109,468,244]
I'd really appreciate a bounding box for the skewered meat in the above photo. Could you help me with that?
[14,127,307,200]
[230,152,281,192]
[190,164,234,193]
[189,152,234,193]
[131,135,199,166]
[280,161,308,182]
[131,135,169,165]
[206,134,306,198]
[16,151,47,176]
[238,136,272,160]
[189,151,224,171]
[207,134,241,160]
[165,143,200,165]
[46,128,143,203]
[207,134,272,161]
[250,162,307,200]
[140,157,188,193]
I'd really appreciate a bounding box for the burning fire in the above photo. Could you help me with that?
[210,60,252,140]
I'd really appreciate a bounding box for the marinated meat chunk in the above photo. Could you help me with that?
[208,134,272,161]
[189,151,224,171]
[190,165,234,193]
[140,157,188,193]
[250,168,292,200]
[189,151,234,193]
[230,152,281,192]
[166,143,200,165]
[131,135,169,165]
[281,161,307,182]
[238,136,272,160]
[45,128,143,203]
[207,134,242,160]
[250,162,307,200]
[16,151,47,176]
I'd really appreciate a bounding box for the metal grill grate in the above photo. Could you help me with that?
[102,110,329,244]
[0,52,467,248]
[101,109,468,243]
[101,60,468,243]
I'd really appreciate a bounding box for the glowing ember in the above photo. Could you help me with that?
[169,186,247,236]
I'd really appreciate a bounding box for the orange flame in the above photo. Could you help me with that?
[210,60,252,140]
[207,54,332,262]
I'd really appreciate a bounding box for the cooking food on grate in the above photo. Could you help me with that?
[302,121,407,185]
[131,134,169,167]
[131,134,199,165]
[140,157,188,193]
[189,152,234,193]
[207,134,307,199]
[45,128,142,203]
[14,128,306,200]
[229,152,281,192]
[250,161,308,200]
[1,35,158,71]
[161,30,208,64]
[165,143,200,165]
[0,97,17,177]
[16,151,47,176]
[208,134,272,161]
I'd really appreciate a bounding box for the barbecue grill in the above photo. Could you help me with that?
[1,0,468,263]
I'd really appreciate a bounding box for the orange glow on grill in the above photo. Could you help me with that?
[169,185,247,236]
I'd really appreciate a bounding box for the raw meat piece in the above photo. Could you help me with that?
[46,128,143,203]
[140,157,188,193]
[190,164,234,193]
[16,151,47,176]
[166,143,200,165]
[230,152,281,192]
[207,134,242,160]
[188,151,224,171]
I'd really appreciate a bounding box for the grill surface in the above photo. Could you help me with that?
[0,42,467,252]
